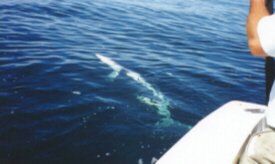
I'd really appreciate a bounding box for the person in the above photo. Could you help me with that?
[247,0,275,128]
[247,0,275,113]
[240,0,275,163]
[247,0,275,57]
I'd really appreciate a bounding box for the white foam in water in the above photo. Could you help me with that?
[72,91,81,95]
[138,158,143,164]
[166,72,174,77]
[151,157,158,164]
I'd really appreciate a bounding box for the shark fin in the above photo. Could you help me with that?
[108,71,120,80]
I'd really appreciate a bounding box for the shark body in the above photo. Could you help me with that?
[96,53,189,128]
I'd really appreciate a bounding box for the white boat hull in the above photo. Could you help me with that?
[157,101,267,164]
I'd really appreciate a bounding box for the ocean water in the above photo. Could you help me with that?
[0,0,266,163]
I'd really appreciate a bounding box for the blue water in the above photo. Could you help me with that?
[0,0,266,163]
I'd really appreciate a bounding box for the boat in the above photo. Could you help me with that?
[157,101,268,164]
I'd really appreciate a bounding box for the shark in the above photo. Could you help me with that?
[96,53,188,128]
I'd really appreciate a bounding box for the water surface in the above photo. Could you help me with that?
[0,0,265,163]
